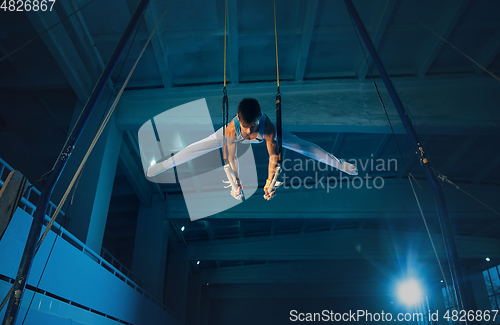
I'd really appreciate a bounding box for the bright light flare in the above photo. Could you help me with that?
[397,279,423,306]
[150,159,156,167]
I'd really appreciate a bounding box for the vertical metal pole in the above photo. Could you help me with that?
[343,0,471,317]
[2,0,150,324]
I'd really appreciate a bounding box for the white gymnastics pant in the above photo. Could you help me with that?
[147,127,358,177]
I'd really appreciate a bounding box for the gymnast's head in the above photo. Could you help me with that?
[237,98,262,133]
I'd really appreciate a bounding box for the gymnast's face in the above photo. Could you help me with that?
[238,115,261,135]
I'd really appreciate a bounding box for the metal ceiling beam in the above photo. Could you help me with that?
[417,0,470,77]
[207,282,393,299]
[321,133,343,179]
[117,76,500,134]
[355,0,396,79]
[474,28,500,74]
[2,1,151,322]
[92,26,302,42]
[295,0,318,81]
[56,0,107,85]
[167,210,492,220]
[25,6,94,101]
[187,229,500,261]
[372,134,390,158]
[345,0,473,314]
[239,27,301,36]
[96,23,456,43]
[165,180,500,220]
[436,135,479,175]
[142,1,173,87]
[473,154,500,184]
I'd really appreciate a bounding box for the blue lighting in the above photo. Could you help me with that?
[397,279,423,306]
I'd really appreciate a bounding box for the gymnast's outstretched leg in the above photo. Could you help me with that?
[281,130,358,175]
[148,127,224,177]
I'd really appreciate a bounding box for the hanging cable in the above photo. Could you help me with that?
[1,4,147,314]
[0,0,97,64]
[224,0,227,90]
[408,175,464,324]
[8,8,151,320]
[34,0,173,256]
[385,0,500,83]
[69,6,147,205]
[274,0,280,89]
[267,0,282,194]
[347,11,410,174]
[436,173,500,217]
[348,6,466,320]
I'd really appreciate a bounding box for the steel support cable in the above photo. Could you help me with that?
[36,0,173,256]
[347,8,454,306]
[68,7,148,206]
[347,11,410,174]
[408,175,463,324]
[2,0,154,322]
[273,0,280,90]
[7,8,150,322]
[350,0,500,273]
[344,0,472,319]
[436,173,500,217]
[385,0,500,83]
[0,2,171,321]
[0,0,97,64]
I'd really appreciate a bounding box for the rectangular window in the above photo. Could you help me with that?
[442,285,458,325]
[483,265,500,323]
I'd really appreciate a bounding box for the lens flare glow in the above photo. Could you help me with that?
[398,279,422,306]
[150,159,156,167]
